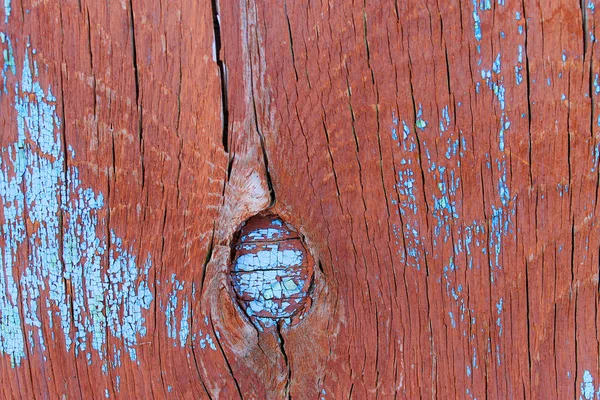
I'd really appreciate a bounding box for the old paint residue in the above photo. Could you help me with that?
[3,0,9,23]
[231,213,314,329]
[0,40,153,368]
[390,111,423,270]
[580,370,600,400]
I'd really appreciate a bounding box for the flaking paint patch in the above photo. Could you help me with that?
[390,111,424,269]
[163,274,193,347]
[0,40,154,369]
[231,214,314,330]
[580,370,600,400]
[3,0,10,23]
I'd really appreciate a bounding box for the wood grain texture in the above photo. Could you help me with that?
[1,0,600,398]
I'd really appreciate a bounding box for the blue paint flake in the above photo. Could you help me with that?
[416,104,427,130]
[440,105,450,132]
[492,54,501,74]
[448,312,457,328]
[163,276,193,347]
[498,114,510,151]
[580,370,598,400]
[496,298,503,336]
[472,2,482,41]
[390,112,423,270]
[3,0,10,23]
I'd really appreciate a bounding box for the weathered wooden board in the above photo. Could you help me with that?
[1,0,600,398]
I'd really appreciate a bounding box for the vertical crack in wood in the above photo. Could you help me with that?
[189,281,213,400]
[175,21,184,206]
[199,224,215,299]
[59,2,87,396]
[581,0,588,55]
[276,321,292,399]
[128,0,144,190]
[210,0,229,153]
[521,0,533,187]
[283,2,298,82]
[246,3,275,207]
[209,317,244,399]
[404,38,431,221]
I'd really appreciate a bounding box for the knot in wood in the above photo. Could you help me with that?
[230,213,314,329]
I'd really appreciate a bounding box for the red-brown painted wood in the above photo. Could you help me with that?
[1,0,600,399]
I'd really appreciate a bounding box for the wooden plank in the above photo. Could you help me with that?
[1,0,600,398]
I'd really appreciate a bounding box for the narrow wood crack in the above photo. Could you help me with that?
[211,0,230,153]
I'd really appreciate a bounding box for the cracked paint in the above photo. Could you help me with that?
[0,39,153,369]
[230,213,314,330]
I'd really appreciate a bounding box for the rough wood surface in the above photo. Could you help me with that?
[1,0,600,398]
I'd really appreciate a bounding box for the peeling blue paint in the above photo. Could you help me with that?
[496,298,503,336]
[415,104,427,130]
[390,112,424,269]
[515,46,523,85]
[0,40,154,369]
[162,275,194,347]
[492,53,501,74]
[3,0,10,23]
[472,5,482,41]
[580,370,599,400]
[588,1,595,12]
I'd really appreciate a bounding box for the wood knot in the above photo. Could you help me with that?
[230,213,314,330]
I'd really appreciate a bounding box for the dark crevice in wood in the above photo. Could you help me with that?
[188,281,213,399]
[276,322,292,399]
[343,65,370,242]
[573,286,579,398]
[209,317,244,399]
[155,193,169,397]
[58,5,85,395]
[251,95,275,206]
[199,224,215,301]
[128,0,144,191]
[581,0,588,55]
[567,72,573,209]
[405,50,431,222]
[521,0,533,187]
[86,10,96,117]
[57,1,70,369]
[321,116,342,201]
[244,3,275,207]
[175,25,184,206]
[283,2,298,82]
[344,71,360,154]
[210,0,229,153]
[226,153,234,184]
